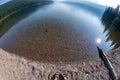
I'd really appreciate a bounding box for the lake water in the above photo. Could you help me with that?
[0,2,115,63]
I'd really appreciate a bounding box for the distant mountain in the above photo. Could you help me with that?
[63,1,106,18]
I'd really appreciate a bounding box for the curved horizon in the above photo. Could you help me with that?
[53,0,120,8]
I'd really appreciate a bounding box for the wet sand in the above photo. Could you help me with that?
[0,47,120,80]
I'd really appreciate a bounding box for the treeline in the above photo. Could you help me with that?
[101,5,120,49]
[0,0,52,20]
[102,5,120,30]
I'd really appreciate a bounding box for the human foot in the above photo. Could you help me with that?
[51,72,68,80]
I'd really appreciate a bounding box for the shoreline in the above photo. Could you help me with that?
[0,47,120,80]
[0,2,52,23]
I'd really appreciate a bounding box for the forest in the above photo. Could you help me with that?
[102,5,120,30]
[102,5,120,48]
[0,0,52,21]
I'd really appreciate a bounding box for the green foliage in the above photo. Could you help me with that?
[101,5,120,48]
[0,0,52,20]
[102,6,120,29]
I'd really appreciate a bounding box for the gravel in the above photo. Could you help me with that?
[0,47,120,80]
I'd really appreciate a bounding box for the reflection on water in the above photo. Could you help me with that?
[0,2,115,63]
[101,5,120,49]
[63,1,106,18]
[0,6,40,37]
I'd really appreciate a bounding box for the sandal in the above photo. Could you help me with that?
[63,74,68,80]
[51,72,64,80]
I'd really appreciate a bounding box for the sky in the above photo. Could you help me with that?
[53,0,120,8]
[0,0,120,8]
[87,0,120,8]
[0,0,11,5]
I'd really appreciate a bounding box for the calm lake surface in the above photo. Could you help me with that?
[0,2,114,63]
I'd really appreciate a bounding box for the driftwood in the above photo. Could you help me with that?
[97,46,117,80]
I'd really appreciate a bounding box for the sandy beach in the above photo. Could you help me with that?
[0,47,120,80]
